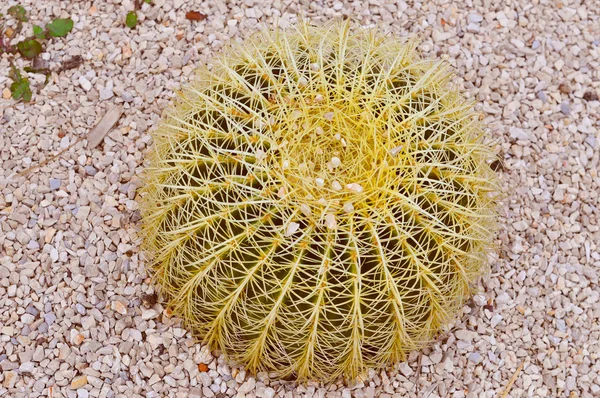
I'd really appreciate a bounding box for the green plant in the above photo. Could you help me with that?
[1,4,74,101]
[140,21,499,381]
[125,0,153,29]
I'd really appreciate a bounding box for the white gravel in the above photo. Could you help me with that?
[1,0,600,397]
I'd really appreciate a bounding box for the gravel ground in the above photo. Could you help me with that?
[1,0,599,397]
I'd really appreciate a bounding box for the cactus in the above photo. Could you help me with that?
[140,21,499,381]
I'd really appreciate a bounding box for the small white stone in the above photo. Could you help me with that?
[491,314,503,328]
[468,352,483,364]
[264,387,276,398]
[310,63,320,71]
[315,126,324,135]
[111,300,127,315]
[99,86,114,100]
[255,149,266,161]
[298,76,308,87]
[318,197,327,206]
[282,160,289,169]
[314,94,324,103]
[142,309,159,320]
[325,213,337,230]
[389,145,403,157]
[315,177,325,188]
[343,202,354,213]
[277,186,286,198]
[285,222,300,237]
[78,76,92,92]
[330,157,341,168]
[50,248,59,262]
[466,23,480,33]
[323,111,335,121]
[19,362,35,373]
[300,204,312,216]
[398,362,413,377]
[473,294,487,306]
[509,127,529,141]
[331,181,342,191]
[238,378,256,394]
[129,329,142,341]
[346,183,364,193]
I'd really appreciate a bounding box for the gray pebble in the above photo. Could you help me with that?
[85,166,98,176]
[44,313,57,326]
[26,305,39,317]
[560,101,570,115]
[37,322,48,334]
[467,13,483,23]
[19,361,35,373]
[537,91,548,102]
[77,389,90,398]
[49,178,61,191]
[76,303,86,315]
[584,135,596,148]
[27,240,40,250]
[122,92,134,102]
[468,352,482,364]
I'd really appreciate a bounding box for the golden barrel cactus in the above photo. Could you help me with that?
[140,21,498,381]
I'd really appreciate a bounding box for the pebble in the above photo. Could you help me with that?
[111,300,127,315]
[509,127,529,141]
[44,313,57,325]
[78,76,92,92]
[19,362,35,373]
[468,352,482,364]
[122,92,134,102]
[49,178,61,191]
[84,166,98,176]
[490,314,503,328]
[467,13,483,23]
[537,91,548,102]
[238,378,256,394]
[71,375,88,389]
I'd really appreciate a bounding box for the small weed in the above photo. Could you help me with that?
[125,11,138,29]
[1,4,74,103]
[9,64,31,101]
[125,0,152,30]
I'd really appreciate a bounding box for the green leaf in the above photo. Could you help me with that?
[46,18,74,38]
[10,68,32,102]
[17,39,42,59]
[126,11,138,29]
[33,25,46,39]
[8,5,28,22]
[144,0,152,3]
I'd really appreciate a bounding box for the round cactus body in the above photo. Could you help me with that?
[140,21,498,381]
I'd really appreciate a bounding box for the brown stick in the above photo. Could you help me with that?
[499,359,525,398]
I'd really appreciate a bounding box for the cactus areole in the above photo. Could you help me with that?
[140,21,498,381]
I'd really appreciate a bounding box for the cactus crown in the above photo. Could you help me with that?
[140,21,498,381]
